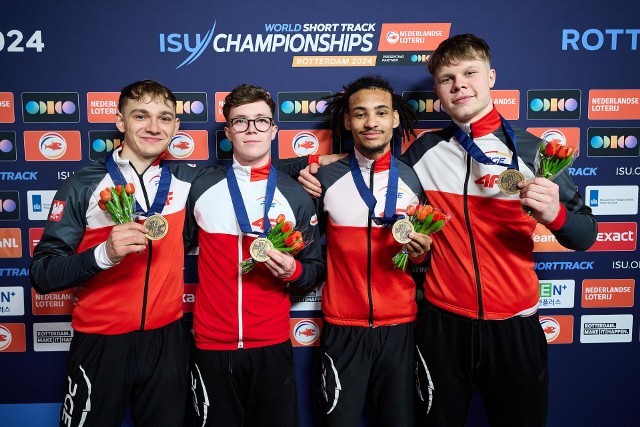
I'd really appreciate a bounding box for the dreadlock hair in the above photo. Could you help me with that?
[323,75,417,140]
[118,80,176,113]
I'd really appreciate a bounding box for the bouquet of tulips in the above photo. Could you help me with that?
[534,139,576,180]
[98,183,136,224]
[392,204,449,271]
[240,213,312,274]
[524,139,577,216]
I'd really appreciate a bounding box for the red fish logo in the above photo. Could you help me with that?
[168,132,195,158]
[293,319,320,346]
[39,132,68,159]
[298,328,316,337]
[292,132,319,156]
[539,317,561,343]
[0,326,12,351]
[298,140,315,149]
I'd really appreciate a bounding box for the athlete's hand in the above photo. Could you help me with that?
[298,154,346,198]
[298,164,323,198]
[519,177,560,224]
[405,232,432,262]
[105,222,149,263]
[265,249,298,280]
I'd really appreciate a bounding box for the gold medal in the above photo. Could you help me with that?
[497,169,525,195]
[249,237,275,262]
[143,214,169,240]
[391,218,414,244]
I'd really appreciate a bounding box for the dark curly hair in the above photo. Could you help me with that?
[323,75,416,140]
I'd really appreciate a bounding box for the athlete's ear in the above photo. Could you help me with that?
[344,113,351,131]
[116,112,125,133]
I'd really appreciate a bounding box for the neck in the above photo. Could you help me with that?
[355,144,391,161]
[234,155,270,169]
[234,156,272,181]
[119,147,157,174]
[355,147,392,172]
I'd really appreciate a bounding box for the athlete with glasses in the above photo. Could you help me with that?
[228,116,274,133]
[185,84,324,427]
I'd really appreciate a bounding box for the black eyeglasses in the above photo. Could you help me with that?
[228,117,273,133]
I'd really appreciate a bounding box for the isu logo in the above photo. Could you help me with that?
[39,132,67,159]
[292,319,320,346]
[49,200,66,222]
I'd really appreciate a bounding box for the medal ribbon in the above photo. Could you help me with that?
[226,163,278,237]
[453,115,519,170]
[105,152,172,216]
[350,151,401,225]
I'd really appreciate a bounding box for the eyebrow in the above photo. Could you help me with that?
[129,108,175,117]
[440,65,480,75]
[351,105,391,112]
[230,114,272,119]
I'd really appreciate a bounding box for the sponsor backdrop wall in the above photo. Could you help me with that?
[1,1,639,425]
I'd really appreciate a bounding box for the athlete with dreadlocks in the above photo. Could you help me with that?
[311,75,431,427]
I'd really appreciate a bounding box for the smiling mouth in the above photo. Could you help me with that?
[360,131,383,138]
[141,136,165,143]
[453,95,473,104]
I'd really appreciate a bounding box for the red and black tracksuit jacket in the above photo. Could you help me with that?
[30,149,203,334]
[401,107,597,320]
[315,149,424,327]
[184,160,324,350]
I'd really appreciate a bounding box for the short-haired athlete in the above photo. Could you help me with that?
[31,80,202,426]
[185,84,324,427]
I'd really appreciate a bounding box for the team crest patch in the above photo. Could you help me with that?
[310,214,318,226]
[49,200,66,221]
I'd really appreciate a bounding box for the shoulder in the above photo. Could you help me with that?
[402,126,454,165]
[166,161,210,182]
[511,125,543,162]
[276,172,314,203]
[395,157,423,193]
[190,166,226,197]
[315,155,350,187]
